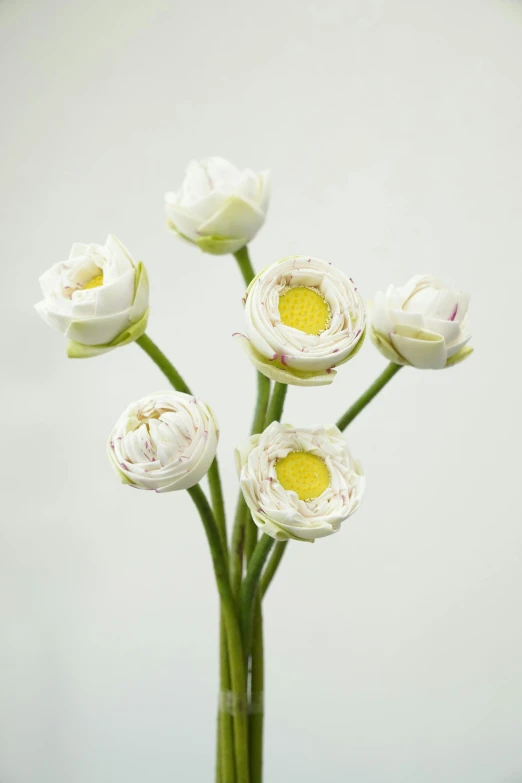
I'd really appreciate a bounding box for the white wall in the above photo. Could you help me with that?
[1,0,521,781]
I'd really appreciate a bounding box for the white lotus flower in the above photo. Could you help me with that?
[236,421,364,542]
[35,235,149,358]
[165,156,270,255]
[234,256,365,386]
[108,391,218,492]
[370,275,472,369]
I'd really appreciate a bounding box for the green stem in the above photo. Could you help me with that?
[260,541,288,598]
[137,335,226,552]
[240,535,275,663]
[219,614,236,783]
[230,494,247,599]
[209,460,231,782]
[244,373,271,563]
[229,244,261,597]
[265,382,288,427]
[208,459,228,558]
[243,381,287,783]
[249,599,264,783]
[136,334,234,778]
[246,381,289,783]
[188,485,250,783]
[234,246,256,288]
[243,509,258,568]
[251,372,271,436]
[136,333,191,395]
[336,362,402,432]
[230,372,271,596]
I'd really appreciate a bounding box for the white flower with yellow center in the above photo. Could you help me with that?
[235,256,365,386]
[165,156,270,255]
[35,235,149,358]
[370,275,472,369]
[108,391,218,492]
[236,421,364,542]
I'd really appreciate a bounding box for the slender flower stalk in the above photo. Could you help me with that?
[234,246,257,288]
[209,460,231,782]
[243,508,258,567]
[230,247,266,596]
[136,333,191,395]
[230,494,248,598]
[265,382,288,427]
[251,372,272,437]
[134,335,236,781]
[240,535,275,662]
[208,459,228,556]
[260,542,288,597]
[244,373,271,562]
[219,616,236,783]
[231,371,271,590]
[249,600,264,783]
[230,372,271,595]
[188,485,250,783]
[241,380,289,783]
[336,362,402,432]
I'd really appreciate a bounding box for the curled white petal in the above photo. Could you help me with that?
[165,156,270,255]
[236,421,364,542]
[35,235,149,356]
[238,256,365,384]
[108,391,218,492]
[369,275,472,369]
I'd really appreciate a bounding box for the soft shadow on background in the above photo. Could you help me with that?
[1,0,522,781]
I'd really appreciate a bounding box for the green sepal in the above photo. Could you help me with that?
[445,345,474,367]
[67,308,149,359]
[167,220,245,256]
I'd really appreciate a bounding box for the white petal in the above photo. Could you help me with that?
[66,309,133,345]
[370,291,393,335]
[390,326,447,369]
[446,333,471,359]
[35,300,72,334]
[92,269,135,316]
[199,196,264,242]
[257,171,271,213]
[165,202,201,241]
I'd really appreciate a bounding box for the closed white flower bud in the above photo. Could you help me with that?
[35,235,149,358]
[370,275,472,369]
[236,421,364,542]
[108,391,218,492]
[234,256,365,386]
[165,156,270,255]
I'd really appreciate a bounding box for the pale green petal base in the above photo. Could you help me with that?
[167,220,246,256]
[234,327,365,387]
[446,345,474,367]
[67,308,149,359]
[234,334,336,387]
[370,327,473,369]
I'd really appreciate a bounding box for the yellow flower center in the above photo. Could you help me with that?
[83,269,104,290]
[278,286,330,335]
[276,451,330,501]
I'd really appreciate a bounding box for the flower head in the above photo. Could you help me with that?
[108,391,218,492]
[35,235,149,358]
[370,275,472,369]
[236,421,364,542]
[165,156,270,255]
[235,256,365,386]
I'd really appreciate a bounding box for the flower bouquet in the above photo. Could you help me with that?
[35,156,472,782]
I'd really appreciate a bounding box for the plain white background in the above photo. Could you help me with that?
[1,0,521,781]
